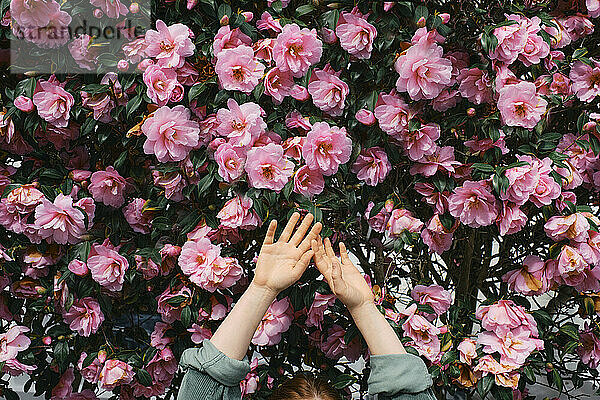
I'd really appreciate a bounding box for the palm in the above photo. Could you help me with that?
[253,213,322,294]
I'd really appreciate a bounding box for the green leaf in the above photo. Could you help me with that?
[181,305,193,327]
[126,95,143,118]
[331,374,357,389]
[54,341,70,369]
[414,5,428,21]
[472,163,495,174]
[477,374,494,399]
[188,82,208,102]
[295,4,315,17]
[136,368,153,387]
[559,323,579,341]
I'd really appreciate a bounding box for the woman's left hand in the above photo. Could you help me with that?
[252,212,322,295]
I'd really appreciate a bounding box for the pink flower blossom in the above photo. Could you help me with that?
[307,64,349,116]
[449,180,499,228]
[401,304,441,361]
[257,11,282,33]
[458,338,477,365]
[132,348,178,397]
[502,255,548,296]
[557,245,590,287]
[399,123,440,161]
[245,143,294,191]
[394,37,452,100]
[355,109,376,125]
[473,355,520,389]
[386,208,424,237]
[215,45,265,93]
[579,326,600,368]
[421,213,454,254]
[544,213,590,242]
[188,324,212,344]
[478,326,544,366]
[90,0,127,18]
[0,325,30,362]
[306,293,336,329]
[293,165,325,198]
[264,67,296,104]
[489,15,528,64]
[252,297,293,345]
[212,26,252,57]
[217,195,260,229]
[143,64,183,106]
[145,20,195,69]
[302,122,352,176]
[10,0,55,27]
[216,99,266,149]
[569,59,600,102]
[32,77,73,128]
[142,105,200,163]
[68,259,88,276]
[458,68,493,104]
[123,198,153,234]
[99,359,134,390]
[432,89,461,112]
[89,166,129,207]
[411,284,452,316]
[497,203,528,236]
[351,146,391,186]
[63,297,104,337]
[497,81,548,129]
[14,95,34,112]
[156,284,192,323]
[410,146,461,177]
[273,23,322,77]
[214,143,246,182]
[87,241,129,292]
[373,91,415,139]
[335,7,377,59]
[34,194,91,244]
[476,300,538,337]
[518,17,550,66]
[320,324,362,361]
[500,155,541,205]
[588,0,600,18]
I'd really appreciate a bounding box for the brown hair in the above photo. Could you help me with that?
[268,373,342,400]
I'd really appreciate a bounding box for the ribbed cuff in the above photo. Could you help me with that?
[368,353,433,395]
[179,339,251,387]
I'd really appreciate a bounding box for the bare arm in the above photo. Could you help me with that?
[312,237,406,355]
[210,213,322,360]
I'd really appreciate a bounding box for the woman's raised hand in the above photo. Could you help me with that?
[311,236,375,312]
[252,212,322,295]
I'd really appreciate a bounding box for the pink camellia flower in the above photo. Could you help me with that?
[302,122,352,176]
[373,91,415,140]
[321,324,362,362]
[474,355,520,389]
[500,155,541,205]
[132,347,178,398]
[421,213,454,254]
[399,123,440,161]
[544,213,590,242]
[414,183,450,214]
[449,180,499,228]
[252,297,293,346]
[142,105,200,163]
[63,297,104,337]
[432,89,460,112]
[187,323,213,344]
[217,195,260,229]
[179,237,219,279]
[557,245,589,287]
[476,300,538,337]
[215,45,265,93]
[401,304,441,361]
[14,95,34,112]
[143,64,182,106]
[212,25,252,57]
[68,259,88,276]
[264,67,295,104]
[458,68,493,104]
[89,166,129,207]
[285,110,312,131]
[518,17,550,66]
[51,367,74,399]
[99,359,134,390]
[355,109,376,125]
[409,146,461,177]
[156,284,192,323]
[90,0,127,19]
[307,64,349,116]
[293,165,325,198]
[351,147,391,186]
[411,284,452,316]
[145,20,195,69]
[216,99,266,149]
[282,136,305,160]
[569,59,600,102]
[478,326,544,366]
[394,36,452,100]
[588,0,600,18]
[123,198,153,234]
[502,255,548,296]
[0,325,30,362]
[32,77,74,128]
[458,338,477,365]
[530,159,561,208]
[77,352,102,383]
[577,230,600,266]
[10,0,56,27]
[497,81,548,129]
[489,15,528,64]
[34,194,91,244]
[335,7,377,59]
[214,143,246,182]
[579,326,600,368]
[497,202,528,236]
[386,208,424,237]
[245,143,294,191]
[273,23,323,77]
[87,241,129,291]
[257,11,282,33]
[306,293,336,329]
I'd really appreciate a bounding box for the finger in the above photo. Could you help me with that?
[339,242,353,266]
[295,249,314,271]
[298,222,322,253]
[330,257,344,292]
[311,240,329,274]
[324,237,336,258]
[278,212,300,242]
[289,213,314,246]
[263,220,277,245]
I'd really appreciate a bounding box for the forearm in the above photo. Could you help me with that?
[210,282,277,360]
[350,302,406,355]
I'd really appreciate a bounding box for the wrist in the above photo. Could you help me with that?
[248,281,279,301]
[348,300,377,317]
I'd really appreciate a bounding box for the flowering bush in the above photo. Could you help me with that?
[2,0,600,399]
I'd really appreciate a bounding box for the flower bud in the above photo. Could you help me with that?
[98,350,108,363]
[417,16,427,28]
[439,13,450,24]
[242,11,253,22]
[93,9,103,18]
[220,15,229,26]
[129,2,139,13]
[467,108,476,117]
[42,336,52,345]
[117,59,129,72]
[14,95,34,112]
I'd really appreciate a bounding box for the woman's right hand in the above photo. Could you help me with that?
[311,236,375,312]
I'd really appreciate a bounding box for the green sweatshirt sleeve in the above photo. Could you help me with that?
[368,353,437,400]
[176,339,250,400]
